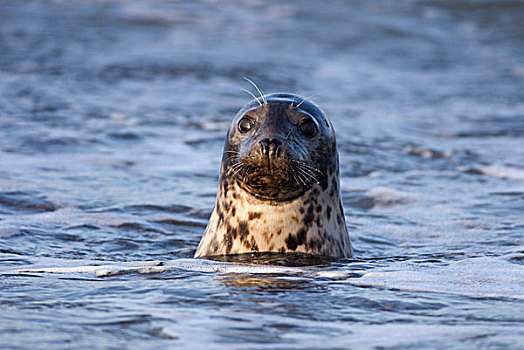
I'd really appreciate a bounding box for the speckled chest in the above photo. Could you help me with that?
[194,171,352,258]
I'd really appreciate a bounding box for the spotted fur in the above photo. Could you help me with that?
[194,94,353,258]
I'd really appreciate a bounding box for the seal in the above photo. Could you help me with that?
[194,93,353,258]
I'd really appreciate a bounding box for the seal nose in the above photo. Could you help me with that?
[259,138,283,158]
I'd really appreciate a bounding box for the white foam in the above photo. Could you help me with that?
[0,258,308,277]
[365,187,413,207]
[470,166,524,180]
[4,256,522,300]
[164,258,306,275]
[347,256,524,300]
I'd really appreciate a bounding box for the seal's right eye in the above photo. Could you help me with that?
[238,116,254,133]
[299,119,318,138]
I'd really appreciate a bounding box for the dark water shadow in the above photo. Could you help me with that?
[203,252,337,267]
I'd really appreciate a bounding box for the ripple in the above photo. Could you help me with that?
[402,145,453,159]
[0,191,57,214]
[465,166,524,180]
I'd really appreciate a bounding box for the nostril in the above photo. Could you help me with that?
[269,139,282,157]
[259,138,270,155]
[270,138,282,147]
[259,138,283,157]
[275,145,282,157]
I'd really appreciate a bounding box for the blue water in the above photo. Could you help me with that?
[1,1,523,349]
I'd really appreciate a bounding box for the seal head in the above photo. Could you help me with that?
[195,93,353,258]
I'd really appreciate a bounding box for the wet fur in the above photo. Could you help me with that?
[195,94,353,258]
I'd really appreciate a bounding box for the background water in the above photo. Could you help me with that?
[1,0,523,349]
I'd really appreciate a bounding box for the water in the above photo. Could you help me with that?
[1,0,523,349]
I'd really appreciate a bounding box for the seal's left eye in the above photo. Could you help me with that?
[299,119,318,138]
[238,117,254,133]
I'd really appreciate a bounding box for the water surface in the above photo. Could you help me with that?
[1,1,523,349]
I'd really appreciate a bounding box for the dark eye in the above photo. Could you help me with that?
[299,119,317,138]
[238,116,254,133]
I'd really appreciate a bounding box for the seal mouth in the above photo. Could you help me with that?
[229,155,322,202]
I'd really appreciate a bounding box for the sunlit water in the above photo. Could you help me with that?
[1,1,523,349]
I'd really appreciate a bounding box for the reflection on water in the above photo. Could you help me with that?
[1,0,523,349]
[206,252,337,267]
[219,274,315,292]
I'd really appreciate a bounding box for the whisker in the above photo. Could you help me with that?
[292,168,307,187]
[230,167,243,178]
[241,166,251,184]
[228,162,242,169]
[231,162,243,171]
[241,88,263,107]
[290,94,297,107]
[289,159,324,176]
[295,94,316,109]
[243,77,267,106]
[294,166,316,184]
[292,162,321,185]
[290,171,301,187]
[224,155,240,163]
